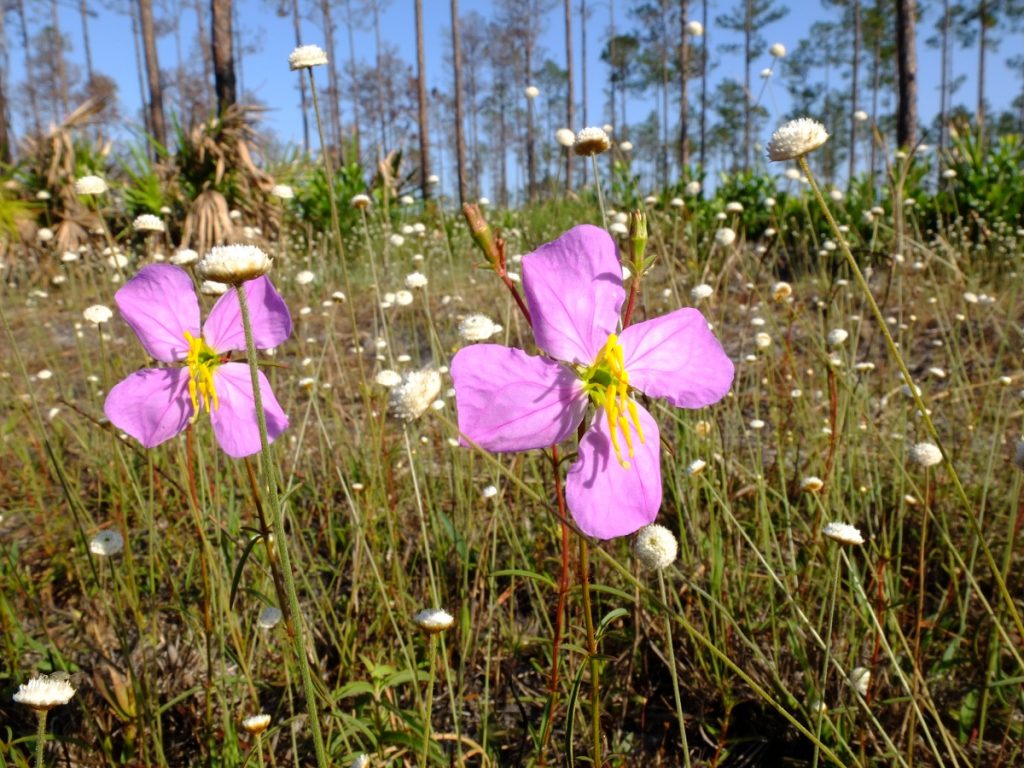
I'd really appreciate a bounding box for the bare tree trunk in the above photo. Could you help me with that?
[50,0,69,115]
[564,0,574,192]
[321,0,343,156]
[938,0,950,157]
[130,0,151,136]
[372,2,387,151]
[525,42,536,202]
[0,8,11,163]
[678,0,689,170]
[895,0,917,148]
[699,0,708,172]
[659,0,669,185]
[211,0,236,114]
[79,0,94,84]
[742,0,752,170]
[870,10,879,179]
[580,0,588,184]
[194,0,214,110]
[451,0,468,205]
[291,0,310,153]
[139,0,167,150]
[848,0,860,183]
[15,0,40,138]
[344,0,361,159]
[414,0,431,199]
[976,0,986,144]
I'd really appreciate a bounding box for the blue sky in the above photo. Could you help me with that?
[6,0,1022,179]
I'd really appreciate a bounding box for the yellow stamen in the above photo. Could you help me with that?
[184,330,221,414]
[581,332,646,469]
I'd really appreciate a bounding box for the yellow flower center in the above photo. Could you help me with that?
[580,333,645,468]
[184,331,220,414]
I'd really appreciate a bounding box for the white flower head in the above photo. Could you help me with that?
[715,227,737,247]
[391,369,442,421]
[574,126,611,156]
[241,713,271,734]
[75,175,108,195]
[289,44,328,70]
[823,521,865,545]
[849,666,871,696]
[634,524,678,570]
[555,128,576,147]
[690,283,713,301]
[201,280,229,296]
[685,180,702,196]
[413,608,454,634]
[13,675,77,711]
[909,442,943,467]
[171,248,199,266]
[351,193,371,209]
[350,754,371,768]
[800,476,824,493]
[258,606,283,629]
[459,313,500,341]
[827,328,849,347]
[853,110,869,122]
[685,20,704,36]
[770,42,786,58]
[89,529,124,556]
[197,244,272,284]
[619,140,633,152]
[296,270,316,285]
[405,271,428,289]
[271,184,295,200]
[524,85,540,99]
[771,281,792,301]
[83,304,113,325]
[767,118,829,161]
[132,214,165,233]
[389,233,406,247]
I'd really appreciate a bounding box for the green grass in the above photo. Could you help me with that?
[0,179,1022,767]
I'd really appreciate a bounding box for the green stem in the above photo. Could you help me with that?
[658,570,690,768]
[34,710,47,768]
[812,556,841,768]
[798,154,1024,652]
[590,155,608,231]
[235,284,328,768]
[579,539,601,767]
[420,635,437,768]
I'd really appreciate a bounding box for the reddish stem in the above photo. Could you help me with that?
[538,444,571,765]
[622,276,640,328]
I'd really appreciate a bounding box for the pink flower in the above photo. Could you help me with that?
[104,264,291,458]
[451,225,733,539]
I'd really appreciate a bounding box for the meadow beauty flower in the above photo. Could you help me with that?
[289,44,328,70]
[104,265,291,458]
[451,225,733,539]
[13,675,76,711]
[767,118,829,161]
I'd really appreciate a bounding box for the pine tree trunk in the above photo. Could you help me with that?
[139,0,167,150]
[344,0,362,159]
[15,0,40,138]
[130,0,150,136]
[193,0,214,111]
[319,0,344,157]
[679,0,689,170]
[977,0,986,144]
[938,0,950,156]
[564,0,574,192]
[743,0,752,171]
[699,0,708,173]
[414,0,431,199]
[580,0,588,184]
[0,7,11,163]
[79,0,94,83]
[525,43,536,202]
[291,0,310,153]
[211,0,236,114]
[450,0,468,205]
[895,0,917,149]
[848,0,860,183]
[50,0,69,115]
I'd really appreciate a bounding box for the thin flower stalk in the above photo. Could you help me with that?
[579,537,601,767]
[798,154,1024,652]
[657,569,691,768]
[235,284,328,768]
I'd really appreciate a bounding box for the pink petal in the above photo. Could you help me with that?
[451,344,587,452]
[619,308,734,408]
[523,225,625,365]
[115,265,198,362]
[566,404,662,539]
[104,367,193,448]
[209,362,289,458]
[202,276,292,354]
